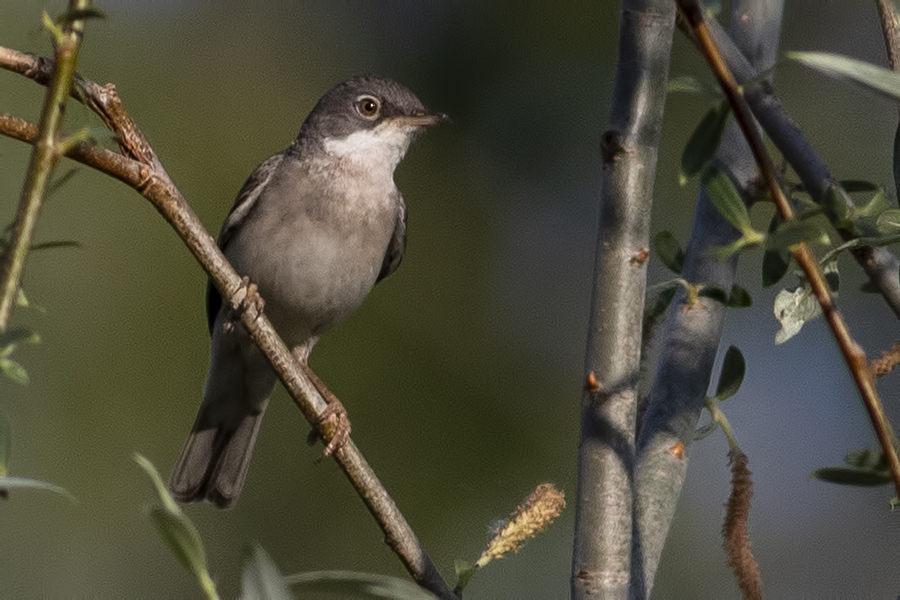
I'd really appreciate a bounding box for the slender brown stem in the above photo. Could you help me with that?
[677,0,900,499]
[0,1,92,330]
[0,47,456,600]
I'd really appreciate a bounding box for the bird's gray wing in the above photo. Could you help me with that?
[206,153,286,334]
[376,193,407,284]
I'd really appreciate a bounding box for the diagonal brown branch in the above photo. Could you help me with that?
[0,46,456,600]
[677,0,900,500]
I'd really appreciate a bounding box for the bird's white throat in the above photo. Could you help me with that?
[323,123,415,173]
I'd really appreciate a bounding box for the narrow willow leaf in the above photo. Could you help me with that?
[454,559,478,594]
[30,240,82,252]
[877,209,900,234]
[843,448,887,470]
[653,231,685,274]
[698,285,729,305]
[823,261,840,293]
[0,476,77,502]
[789,51,900,102]
[285,571,436,599]
[681,101,730,179]
[853,188,888,219]
[241,543,292,600]
[727,285,752,308]
[703,167,753,233]
[715,346,745,401]
[765,219,830,251]
[774,282,821,344]
[646,286,678,319]
[0,359,29,385]
[811,467,892,487]
[667,76,706,94]
[135,454,211,584]
[0,328,40,347]
[840,180,880,193]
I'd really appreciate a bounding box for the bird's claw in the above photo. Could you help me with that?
[315,399,351,456]
[224,276,265,332]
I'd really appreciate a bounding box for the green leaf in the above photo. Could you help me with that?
[715,346,745,401]
[765,219,830,251]
[241,543,292,600]
[762,215,791,287]
[0,359,29,385]
[824,261,840,292]
[30,240,82,252]
[773,280,821,344]
[666,76,707,94]
[56,7,107,26]
[877,209,900,234]
[822,184,851,227]
[135,454,213,592]
[0,476,77,502]
[0,328,40,348]
[840,180,880,193]
[843,448,887,470]
[811,467,892,487]
[646,286,677,319]
[703,167,754,234]
[454,559,478,595]
[698,285,729,305]
[852,188,888,219]
[727,284,752,308]
[789,51,900,103]
[681,101,730,179]
[285,571,436,599]
[653,231,686,273]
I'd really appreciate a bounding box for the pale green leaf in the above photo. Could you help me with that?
[241,543,293,600]
[0,359,29,385]
[773,282,821,344]
[681,101,730,179]
[715,346,745,401]
[0,476,77,502]
[789,51,900,102]
[135,454,210,583]
[285,571,436,599]
[653,231,685,274]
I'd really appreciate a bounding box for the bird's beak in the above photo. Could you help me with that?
[390,111,448,128]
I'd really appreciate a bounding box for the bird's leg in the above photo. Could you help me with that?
[293,350,351,456]
[223,276,265,333]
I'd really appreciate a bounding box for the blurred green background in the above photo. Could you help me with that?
[2,1,900,597]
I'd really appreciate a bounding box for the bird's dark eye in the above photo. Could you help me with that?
[356,96,380,118]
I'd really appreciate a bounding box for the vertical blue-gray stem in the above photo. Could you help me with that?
[629,2,784,597]
[571,2,675,598]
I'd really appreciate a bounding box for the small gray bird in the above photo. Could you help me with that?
[169,76,442,508]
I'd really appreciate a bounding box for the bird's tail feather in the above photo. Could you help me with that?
[168,400,268,509]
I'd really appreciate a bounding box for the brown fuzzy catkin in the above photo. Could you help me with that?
[723,449,762,600]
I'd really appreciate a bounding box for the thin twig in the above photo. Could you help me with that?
[0,47,456,600]
[678,0,900,500]
[0,1,92,330]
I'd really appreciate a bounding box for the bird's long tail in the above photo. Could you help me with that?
[168,399,269,509]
